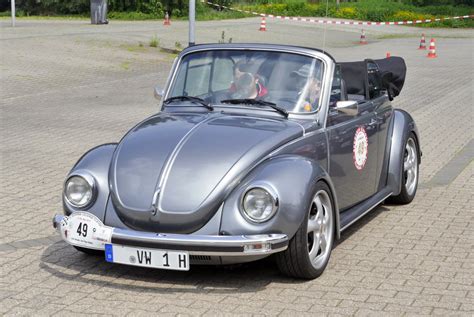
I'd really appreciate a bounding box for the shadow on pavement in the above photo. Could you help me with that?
[39,241,305,294]
[336,204,390,246]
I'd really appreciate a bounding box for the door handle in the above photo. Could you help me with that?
[368,118,378,126]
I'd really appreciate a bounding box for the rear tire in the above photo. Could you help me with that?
[276,181,335,279]
[74,246,104,256]
[387,133,419,204]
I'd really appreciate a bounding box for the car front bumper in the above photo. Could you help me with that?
[52,214,288,256]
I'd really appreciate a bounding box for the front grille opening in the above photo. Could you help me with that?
[190,255,212,261]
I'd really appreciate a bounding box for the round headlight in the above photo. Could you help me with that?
[242,187,278,223]
[64,175,94,208]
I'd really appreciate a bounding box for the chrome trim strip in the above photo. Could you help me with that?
[188,245,288,256]
[53,214,288,256]
[340,192,392,232]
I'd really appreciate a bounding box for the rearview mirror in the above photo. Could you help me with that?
[335,100,358,116]
[154,86,164,100]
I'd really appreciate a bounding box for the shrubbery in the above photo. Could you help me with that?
[6,0,231,17]
[238,0,473,27]
[2,0,473,27]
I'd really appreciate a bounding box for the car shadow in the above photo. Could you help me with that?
[335,204,390,246]
[39,241,305,294]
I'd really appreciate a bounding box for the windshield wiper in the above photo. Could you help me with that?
[220,99,288,118]
[163,96,214,111]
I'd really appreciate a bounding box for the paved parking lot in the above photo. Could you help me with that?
[0,18,473,315]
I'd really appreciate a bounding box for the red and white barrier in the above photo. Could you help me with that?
[204,1,474,26]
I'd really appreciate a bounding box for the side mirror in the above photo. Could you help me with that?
[335,100,358,116]
[154,86,165,100]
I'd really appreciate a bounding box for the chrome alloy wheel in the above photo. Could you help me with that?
[404,138,418,196]
[307,190,334,270]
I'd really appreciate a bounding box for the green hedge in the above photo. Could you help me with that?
[6,0,233,17]
[237,0,473,27]
[3,0,473,27]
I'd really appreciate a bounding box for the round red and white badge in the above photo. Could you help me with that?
[353,127,369,170]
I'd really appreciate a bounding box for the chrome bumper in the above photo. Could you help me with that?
[53,214,288,256]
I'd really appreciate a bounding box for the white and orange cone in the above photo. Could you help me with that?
[259,16,267,31]
[163,11,171,26]
[418,33,426,50]
[359,29,368,45]
[427,38,437,58]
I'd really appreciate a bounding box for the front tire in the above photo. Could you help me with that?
[276,182,335,279]
[387,133,419,204]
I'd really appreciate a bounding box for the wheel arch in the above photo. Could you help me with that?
[387,109,421,196]
[220,154,341,240]
[314,176,341,240]
[63,143,118,221]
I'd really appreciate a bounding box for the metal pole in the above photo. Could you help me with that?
[11,0,16,27]
[189,0,195,46]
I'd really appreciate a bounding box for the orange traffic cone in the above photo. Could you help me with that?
[359,29,367,45]
[163,11,171,26]
[418,33,426,50]
[259,16,267,31]
[427,38,437,58]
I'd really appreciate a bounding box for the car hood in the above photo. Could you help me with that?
[109,111,303,233]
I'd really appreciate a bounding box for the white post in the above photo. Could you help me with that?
[11,0,16,27]
[189,0,195,46]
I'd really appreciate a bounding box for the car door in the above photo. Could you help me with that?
[326,66,379,210]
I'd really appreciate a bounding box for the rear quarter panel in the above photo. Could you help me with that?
[386,109,421,195]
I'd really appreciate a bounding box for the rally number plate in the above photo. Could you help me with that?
[59,212,112,250]
[105,244,190,271]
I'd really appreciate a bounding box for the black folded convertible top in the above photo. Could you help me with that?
[374,56,407,99]
[338,56,406,100]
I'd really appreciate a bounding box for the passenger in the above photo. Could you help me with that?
[292,64,322,112]
[229,61,268,99]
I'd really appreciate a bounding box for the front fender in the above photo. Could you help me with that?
[387,109,421,196]
[63,143,117,221]
[220,155,340,240]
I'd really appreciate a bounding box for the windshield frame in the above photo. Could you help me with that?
[162,46,334,120]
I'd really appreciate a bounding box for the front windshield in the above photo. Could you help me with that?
[169,50,324,114]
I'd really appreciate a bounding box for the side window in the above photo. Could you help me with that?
[329,65,343,108]
[367,61,384,99]
[327,66,352,126]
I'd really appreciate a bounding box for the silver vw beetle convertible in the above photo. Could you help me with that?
[53,44,420,279]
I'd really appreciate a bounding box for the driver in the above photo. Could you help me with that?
[229,61,268,99]
[292,64,322,112]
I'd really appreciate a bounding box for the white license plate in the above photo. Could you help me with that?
[59,212,112,250]
[105,244,190,271]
